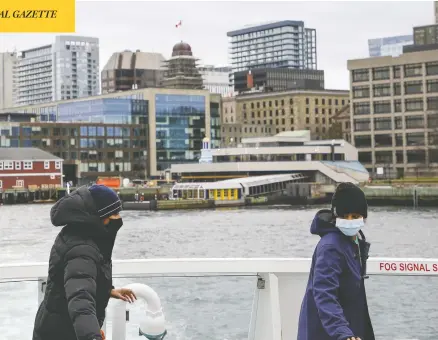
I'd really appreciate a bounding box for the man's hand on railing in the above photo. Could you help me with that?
[100,329,106,340]
[110,287,137,303]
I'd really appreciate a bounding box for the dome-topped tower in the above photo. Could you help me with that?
[162,41,203,90]
[172,42,193,57]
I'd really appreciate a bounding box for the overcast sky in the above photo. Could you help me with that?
[0,1,434,89]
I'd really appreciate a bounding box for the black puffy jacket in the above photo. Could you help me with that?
[33,186,119,340]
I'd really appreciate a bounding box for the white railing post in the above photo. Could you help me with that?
[248,273,282,340]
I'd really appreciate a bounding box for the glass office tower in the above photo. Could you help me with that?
[155,94,206,171]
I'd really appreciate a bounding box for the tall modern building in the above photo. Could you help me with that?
[101,50,166,94]
[15,36,99,107]
[227,21,317,84]
[0,52,17,109]
[198,65,232,96]
[1,88,221,177]
[368,35,413,57]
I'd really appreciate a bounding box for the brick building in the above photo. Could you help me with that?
[0,148,63,191]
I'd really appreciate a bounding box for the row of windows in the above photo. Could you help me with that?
[353,97,438,115]
[353,79,438,98]
[352,62,438,82]
[354,115,435,131]
[358,150,438,164]
[354,132,437,148]
[0,160,61,171]
[243,97,346,109]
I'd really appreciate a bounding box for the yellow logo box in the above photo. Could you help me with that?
[0,0,75,33]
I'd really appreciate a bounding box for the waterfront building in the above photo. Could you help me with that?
[162,42,203,90]
[0,121,147,185]
[14,35,99,106]
[0,147,63,191]
[0,88,221,178]
[197,65,232,96]
[233,68,324,93]
[227,20,317,85]
[348,48,438,178]
[171,130,368,184]
[220,89,349,146]
[101,50,166,94]
[368,35,413,57]
[0,52,17,110]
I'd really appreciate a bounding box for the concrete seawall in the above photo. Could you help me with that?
[362,186,438,207]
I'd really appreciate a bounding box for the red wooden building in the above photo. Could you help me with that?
[0,148,63,191]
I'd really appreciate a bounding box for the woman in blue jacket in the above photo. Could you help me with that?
[298,182,375,340]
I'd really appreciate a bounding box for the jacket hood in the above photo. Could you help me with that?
[50,186,109,237]
[310,209,340,237]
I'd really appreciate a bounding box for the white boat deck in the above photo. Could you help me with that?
[1,257,437,339]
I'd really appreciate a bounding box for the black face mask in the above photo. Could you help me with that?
[106,218,123,235]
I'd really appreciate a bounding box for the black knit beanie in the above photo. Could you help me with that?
[331,182,368,218]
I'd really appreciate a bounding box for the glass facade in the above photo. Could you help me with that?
[368,35,413,57]
[155,94,206,171]
[0,122,148,181]
[57,98,148,124]
[227,21,317,84]
[210,102,221,148]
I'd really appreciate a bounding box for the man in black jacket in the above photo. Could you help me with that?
[33,185,136,340]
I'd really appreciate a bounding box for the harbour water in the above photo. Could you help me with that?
[0,205,437,339]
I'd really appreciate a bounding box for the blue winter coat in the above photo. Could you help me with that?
[297,209,375,340]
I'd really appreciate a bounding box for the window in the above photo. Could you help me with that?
[395,133,403,146]
[353,86,370,98]
[23,161,33,170]
[393,66,401,79]
[404,81,423,95]
[374,117,392,130]
[405,98,423,112]
[374,134,393,147]
[352,69,369,82]
[394,99,402,113]
[395,117,403,129]
[393,83,401,96]
[372,67,390,80]
[0,162,3,170]
[406,132,425,146]
[373,101,391,114]
[44,161,50,169]
[375,151,392,164]
[405,116,424,129]
[373,84,391,97]
[427,97,438,110]
[16,180,24,187]
[404,64,423,78]
[354,119,371,131]
[354,135,372,148]
[427,79,438,93]
[4,161,13,170]
[15,161,21,170]
[353,102,370,115]
[426,61,438,76]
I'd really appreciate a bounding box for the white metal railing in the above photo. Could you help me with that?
[1,257,437,340]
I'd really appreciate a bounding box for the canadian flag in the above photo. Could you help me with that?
[175,20,182,28]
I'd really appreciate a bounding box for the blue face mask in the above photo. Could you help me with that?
[335,217,364,237]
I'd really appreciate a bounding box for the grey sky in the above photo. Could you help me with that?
[0,1,433,89]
